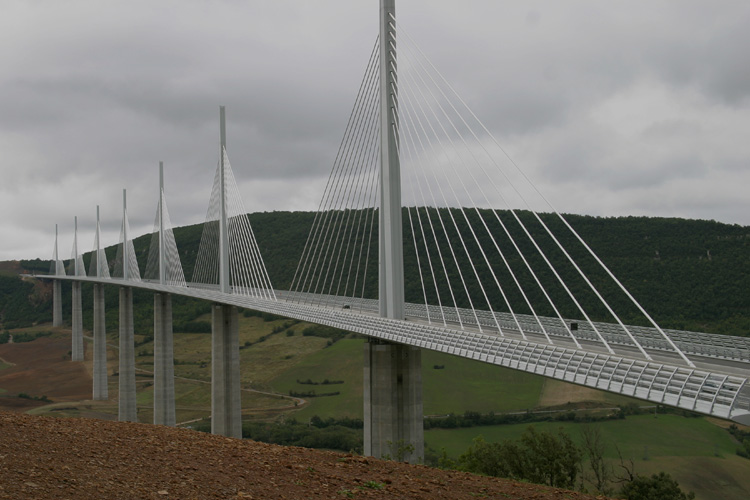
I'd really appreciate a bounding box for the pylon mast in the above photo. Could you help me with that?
[379,0,404,320]
[123,189,129,280]
[219,106,230,293]
[159,162,166,285]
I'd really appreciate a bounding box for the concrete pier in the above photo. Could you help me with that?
[153,293,176,426]
[71,282,83,361]
[364,339,424,463]
[92,283,108,400]
[118,287,137,421]
[211,304,241,438]
[52,280,62,327]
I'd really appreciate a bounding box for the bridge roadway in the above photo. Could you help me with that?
[42,274,750,424]
[283,291,750,365]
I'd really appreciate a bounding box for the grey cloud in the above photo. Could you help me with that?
[1,1,749,261]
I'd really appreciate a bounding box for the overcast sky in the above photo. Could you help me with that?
[1,1,749,261]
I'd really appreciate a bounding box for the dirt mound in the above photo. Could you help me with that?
[0,336,91,410]
[0,412,607,500]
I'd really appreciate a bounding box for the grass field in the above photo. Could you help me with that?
[422,350,545,414]
[270,339,365,420]
[425,414,738,459]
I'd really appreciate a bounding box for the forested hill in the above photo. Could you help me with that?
[9,210,750,337]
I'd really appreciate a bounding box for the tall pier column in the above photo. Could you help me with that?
[211,304,241,438]
[118,287,136,421]
[92,283,108,400]
[364,0,424,464]
[154,292,176,426]
[52,280,63,327]
[52,224,63,328]
[364,339,423,463]
[71,282,84,361]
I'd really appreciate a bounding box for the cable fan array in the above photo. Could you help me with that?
[288,16,693,366]
[144,190,186,286]
[54,148,275,300]
[111,206,141,281]
[68,220,86,277]
[88,211,111,279]
[49,227,65,277]
[289,40,382,309]
[191,147,275,299]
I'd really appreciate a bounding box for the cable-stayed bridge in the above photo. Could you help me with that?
[36,0,749,463]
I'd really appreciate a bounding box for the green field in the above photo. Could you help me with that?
[425,414,737,459]
[270,339,365,420]
[422,350,545,414]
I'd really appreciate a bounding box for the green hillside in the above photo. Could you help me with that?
[7,210,750,337]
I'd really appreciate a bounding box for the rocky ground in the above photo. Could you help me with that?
[0,412,610,500]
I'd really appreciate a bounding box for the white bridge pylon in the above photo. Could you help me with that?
[191,107,276,300]
[290,11,698,372]
[144,162,186,286]
[113,190,141,281]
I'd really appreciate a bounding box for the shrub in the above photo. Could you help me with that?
[458,426,581,489]
[620,472,695,500]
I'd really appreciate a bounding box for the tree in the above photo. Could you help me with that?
[458,436,516,478]
[621,472,695,500]
[520,426,581,488]
[458,426,582,489]
[580,424,614,495]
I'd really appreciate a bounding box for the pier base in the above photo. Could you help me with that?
[154,293,176,426]
[211,304,241,438]
[118,287,137,421]
[364,339,424,463]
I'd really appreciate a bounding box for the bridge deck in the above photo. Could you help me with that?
[38,274,750,424]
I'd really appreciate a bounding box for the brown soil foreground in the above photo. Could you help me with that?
[0,412,610,500]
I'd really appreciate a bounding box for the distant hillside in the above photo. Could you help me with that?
[5,210,750,336]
